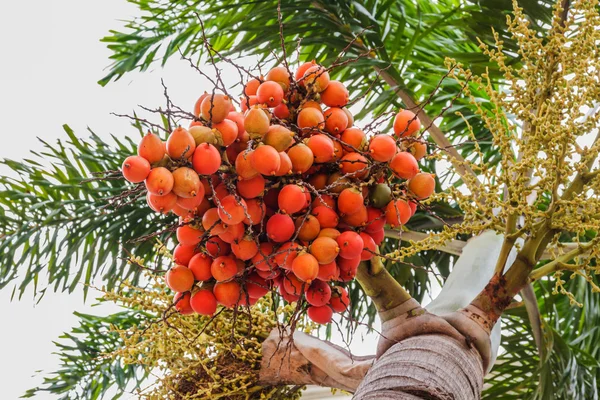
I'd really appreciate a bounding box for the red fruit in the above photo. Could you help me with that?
[165,265,195,292]
[167,127,196,160]
[243,198,266,225]
[330,287,350,313]
[339,267,357,282]
[282,272,305,296]
[202,208,226,235]
[389,152,419,180]
[211,256,238,282]
[256,267,280,280]
[291,253,319,283]
[213,119,238,147]
[256,81,284,107]
[237,175,265,199]
[365,207,386,233]
[303,65,330,92]
[266,214,295,243]
[251,145,281,176]
[227,111,246,137]
[278,185,307,214]
[385,199,412,228]
[309,237,340,264]
[274,241,300,269]
[340,128,366,152]
[408,173,435,199]
[312,206,339,229]
[138,132,165,164]
[338,255,361,271]
[369,228,385,245]
[218,195,248,225]
[323,108,348,135]
[337,188,364,215]
[321,81,349,108]
[339,153,369,178]
[287,144,314,173]
[231,236,259,260]
[296,215,321,242]
[244,78,261,96]
[342,205,368,227]
[177,192,205,210]
[201,94,232,124]
[206,236,231,257]
[193,143,222,175]
[273,103,290,119]
[307,305,333,324]
[252,242,276,271]
[190,289,218,315]
[214,280,242,308]
[307,134,335,163]
[235,150,258,180]
[147,192,177,214]
[393,109,421,137]
[266,66,291,91]
[306,280,332,307]
[369,135,397,162]
[174,292,194,315]
[246,273,270,298]
[336,231,364,260]
[173,244,197,266]
[408,200,418,215]
[359,232,377,261]
[312,194,336,210]
[145,167,174,196]
[171,203,195,218]
[188,253,213,281]
[317,261,339,281]
[297,107,325,133]
[279,284,300,303]
[177,225,203,246]
[295,61,317,84]
[218,222,245,244]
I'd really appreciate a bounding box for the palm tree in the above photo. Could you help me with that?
[6,0,600,398]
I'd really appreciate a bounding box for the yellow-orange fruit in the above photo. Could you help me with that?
[165,265,195,293]
[332,140,344,161]
[300,100,323,111]
[326,172,351,194]
[122,156,151,183]
[389,152,419,180]
[244,107,270,137]
[145,167,174,196]
[202,207,226,235]
[240,95,259,113]
[342,108,354,129]
[236,174,265,199]
[369,134,397,162]
[393,109,421,137]
[340,127,366,152]
[287,144,314,173]
[339,153,369,178]
[295,60,317,85]
[308,173,328,190]
[167,127,196,160]
[218,195,248,225]
[318,228,340,240]
[303,65,330,92]
[406,140,427,160]
[147,192,177,214]
[235,150,259,180]
[193,92,210,117]
[273,103,290,119]
[201,94,232,123]
[231,236,259,261]
[323,107,348,135]
[138,132,165,163]
[172,167,202,198]
[295,215,321,241]
[337,188,364,215]
[243,198,266,225]
[264,124,294,152]
[312,206,339,228]
[309,236,340,264]
[408,172,435,199]
[297,107,325,133]
[251,145,280,176]
[189,125,217,146]
[385,199,412,227]
[342,204,368,227]
[321,81,349,107]
[266,66,291,91]
[306,134,335,163]
[292,253,320,282]
[256,81,284,107]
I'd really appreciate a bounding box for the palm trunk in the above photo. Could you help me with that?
[353,334,484,399]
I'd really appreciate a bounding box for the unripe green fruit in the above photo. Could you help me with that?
[370,183,392,208]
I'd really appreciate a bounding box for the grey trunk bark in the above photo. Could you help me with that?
[353,334,484,400]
